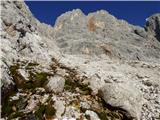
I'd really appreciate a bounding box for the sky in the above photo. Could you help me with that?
[25,1,160,27]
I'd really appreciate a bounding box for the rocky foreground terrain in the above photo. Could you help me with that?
[1,1,160,120]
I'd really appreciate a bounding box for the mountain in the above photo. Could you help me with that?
[1,1,160,120]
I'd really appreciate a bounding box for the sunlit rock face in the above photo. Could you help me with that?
[54,9,160,63]
[1,1,160,120]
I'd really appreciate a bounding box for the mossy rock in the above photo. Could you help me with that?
[78,83,92,95]
[2,93,28,118]
[9,64,24,87]
[28,71,52,88]
[25,62,39,70]
[35,98,56,119]
[8,111,25,120]
[16,97,28,111]
[10,64,20,75]
[97,110,123,120]
[8,63,52,90]
[35,102,56,119]
[2,100,14,117]
[64,78,76,92]
[9,64,28,89]
[64,77,92,95]
[35,104,46,119]
[45,104,56,118]
[10,64,52,90]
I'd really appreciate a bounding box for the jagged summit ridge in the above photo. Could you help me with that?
[53,9,160,63]
[54,8,131,33]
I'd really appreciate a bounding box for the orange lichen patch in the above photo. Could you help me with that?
[87,17,96,32]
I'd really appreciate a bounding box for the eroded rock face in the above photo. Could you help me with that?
[54,9,160,63]
[145,13,160,41]
[1,1,160,120]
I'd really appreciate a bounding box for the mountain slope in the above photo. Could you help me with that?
[1,1,160,120]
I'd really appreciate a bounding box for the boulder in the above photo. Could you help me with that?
[46,75,65,93]
[85,110,100,120]
[99,82,144,119]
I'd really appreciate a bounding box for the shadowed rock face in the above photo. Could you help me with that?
[145,13,160,41]
[1,1,160,120]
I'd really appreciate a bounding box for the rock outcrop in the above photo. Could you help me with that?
[145,13,160,41]
[1,1,160,120]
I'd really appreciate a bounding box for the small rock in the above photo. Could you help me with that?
[134,27,147,38]
[46,75,65,93]
[26,95,39,111]
[63,106,81,119]
[85,110,100,120]
[10,92,20,101]
[12,106,17,112]
[18,69,29,81]
[56,68,67,77]
[41,94,49,104]
[54,100,65,118]
[80,101,90,111]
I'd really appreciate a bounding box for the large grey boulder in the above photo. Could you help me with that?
[99,82,145,119]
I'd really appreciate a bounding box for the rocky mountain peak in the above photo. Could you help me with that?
[54,9,132,34]
[53,9,160,63]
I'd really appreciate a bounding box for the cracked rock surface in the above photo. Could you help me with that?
[1,1,160,120]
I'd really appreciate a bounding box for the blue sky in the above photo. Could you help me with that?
[25,1,160,27]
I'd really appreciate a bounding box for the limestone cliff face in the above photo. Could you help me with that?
[1,1,160,120]
[53,9,160,63]
[145,13,160,41]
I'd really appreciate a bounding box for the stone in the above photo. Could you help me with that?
[18,69,29,81]
[99,83,144,119]
[85,110,100,120]
[80,101,91,110]
[46,75,65,93]
[26,95,40,111]
[134,26,147,38]
[54,100,65,118]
